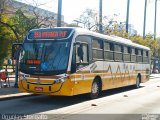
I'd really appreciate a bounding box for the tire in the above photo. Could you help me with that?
[135,76,140,88]
[89,80,100,99]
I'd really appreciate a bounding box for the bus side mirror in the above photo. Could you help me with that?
[12,43,22,60]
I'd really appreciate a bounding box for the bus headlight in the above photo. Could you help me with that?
[54,78,66,84]
[22,76,27,81]
[19,73,29,81]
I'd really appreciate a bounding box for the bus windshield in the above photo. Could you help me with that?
[19,40,71,75]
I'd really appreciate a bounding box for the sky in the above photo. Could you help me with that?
[17,0,160,37]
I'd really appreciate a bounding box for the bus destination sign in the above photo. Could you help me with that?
[34,31,67,39]
[28,28,73,40]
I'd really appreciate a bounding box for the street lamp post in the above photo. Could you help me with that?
[99,0,103,33]
[154,0,157,40]
[14,49,20,88]
[126,0,130,33]
[143,0,147,39]
[57,0,62,27]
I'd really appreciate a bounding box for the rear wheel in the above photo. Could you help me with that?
[89,80,100,99]
[135,76,140,88]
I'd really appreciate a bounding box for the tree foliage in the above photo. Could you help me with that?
[0,3,47,66]
[0,24,10,68]
[130,35,160,58]
[0,9,41,67]
[10,9,40,42]
[74,9,99,31]
[0,0,57,66]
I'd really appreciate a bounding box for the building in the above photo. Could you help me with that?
[1,0,66,27]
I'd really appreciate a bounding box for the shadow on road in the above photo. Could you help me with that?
[0,85,143,114]
[100,85,144,98]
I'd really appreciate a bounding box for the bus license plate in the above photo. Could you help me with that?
[35,87,43,91]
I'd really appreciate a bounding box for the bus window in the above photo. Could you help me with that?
[136,49,143,63]
[92,39,103,60]
[123,46,131,62]
[143,50,149,63]
[131,48,136,55]
[76,43,89,65]
[131,48,136,62]
[114,44,122,61]
[104,42,114,60]
[82,44,89,63]
[138,50,142,56]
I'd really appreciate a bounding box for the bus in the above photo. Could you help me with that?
[18,27,150,99]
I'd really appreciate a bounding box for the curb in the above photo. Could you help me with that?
[0,93,36,101]
[150,76,160,79]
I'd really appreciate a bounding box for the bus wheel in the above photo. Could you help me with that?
[135,76,140,88]
[89,80,100,99]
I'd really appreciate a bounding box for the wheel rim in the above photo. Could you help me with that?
[92,82,98,94]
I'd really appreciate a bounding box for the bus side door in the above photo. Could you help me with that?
[73,42,91,95]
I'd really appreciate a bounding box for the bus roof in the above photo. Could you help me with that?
[30,27,150,50]
[71,27,150,51]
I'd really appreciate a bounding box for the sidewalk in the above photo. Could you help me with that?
[0,79,33,101]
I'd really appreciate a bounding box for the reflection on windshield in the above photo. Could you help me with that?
[20,41,71,75]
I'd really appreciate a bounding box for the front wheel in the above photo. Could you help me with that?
[89,80,100,99]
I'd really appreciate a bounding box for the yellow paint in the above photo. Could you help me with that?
[18,69,150,96]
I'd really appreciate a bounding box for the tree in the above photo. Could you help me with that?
[75,9,99,31]
[0,10,40,68]
[0,23,10,68]
[0,0,56,67]
[0,0,56,41]
[75,8,160,63]
[75,9,122,33]
[10,9,41,42]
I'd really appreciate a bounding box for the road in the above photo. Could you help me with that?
[0,74,160,120]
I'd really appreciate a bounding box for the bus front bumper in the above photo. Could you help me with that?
[18,79,74,96]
